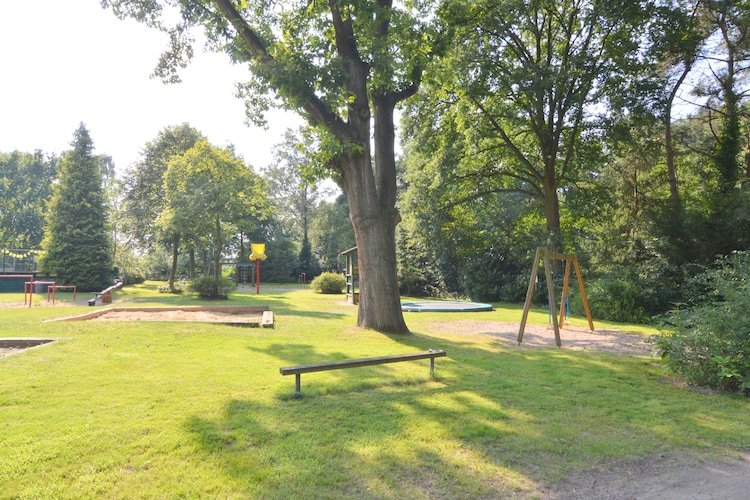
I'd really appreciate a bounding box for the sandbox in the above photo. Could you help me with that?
[0,338,58,358]
[53,306,275,327]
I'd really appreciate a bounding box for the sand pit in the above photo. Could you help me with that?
[54,306,274,327]
[0,338,58,358]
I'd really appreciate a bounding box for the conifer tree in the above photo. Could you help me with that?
[40,123,114,291]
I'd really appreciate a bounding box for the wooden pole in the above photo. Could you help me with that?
[543,251,562,347]
[255,259,261,295]
[518,248,543,344]
[559,258,572,327]
[573,255,595,331]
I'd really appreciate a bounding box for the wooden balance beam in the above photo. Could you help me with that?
[280,349,447,394]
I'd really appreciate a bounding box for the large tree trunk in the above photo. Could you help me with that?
[542,172,565,274]
[189,248,195,279]
[349,197,407,333]
[338,147,408,333]
[665,85,684,205]
[169,233,180,288]
[542,167,564,253]
[213,216,222,280]
[743,136,750,190]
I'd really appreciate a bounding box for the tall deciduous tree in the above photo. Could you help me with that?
[161,140,266,281]
[103,0,434,333]
[695,0,750,193]
[0,150,57,249]
[268,128,326,278]
[310,194,356,272]
[408,0,655,254]
[40,124,114,291]
[670,0,750,257]
[642,0,705,207]
[121,124,204,287]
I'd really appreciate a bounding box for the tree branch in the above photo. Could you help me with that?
[211,0,353,142]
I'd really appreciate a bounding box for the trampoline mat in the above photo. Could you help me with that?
[401,301,493,312]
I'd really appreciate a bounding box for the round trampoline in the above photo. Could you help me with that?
[401,301,494,312]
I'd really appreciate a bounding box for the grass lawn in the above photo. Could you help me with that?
[2,282,750,498]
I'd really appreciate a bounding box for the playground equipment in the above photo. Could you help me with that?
[339,246,359,304]
[280,349,446,395]
[517,247,594,347]
[401,301,493,312]
[88,280,124,306]
[49,285,77,305]
[236,263,252,284]
[24,281,55,305]
[249,243,267,295]
[0,274,35,307]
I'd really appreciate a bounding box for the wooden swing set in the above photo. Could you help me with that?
[517,247,594,347]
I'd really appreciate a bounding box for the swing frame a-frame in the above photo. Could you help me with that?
[517,247,594,347]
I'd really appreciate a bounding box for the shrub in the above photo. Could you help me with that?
[158,282,185,294]
[310,272,346,294]
[188,276,235,299]
[116,267,146,286]
[584,269,650,323]
[654,252,750,395]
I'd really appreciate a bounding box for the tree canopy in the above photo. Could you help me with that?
[0,150,57,249]
[405,0,661,254]
[161,139,267,281]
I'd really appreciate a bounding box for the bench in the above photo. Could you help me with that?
[280,349,446,394]
[88,280,123,306]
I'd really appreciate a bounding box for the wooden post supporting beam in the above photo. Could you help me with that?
[573,255,595,331]
[517,248,543,344]
[543,251,562,347]
[517,247,594,348]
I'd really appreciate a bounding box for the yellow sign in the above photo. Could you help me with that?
[249,243,267,261]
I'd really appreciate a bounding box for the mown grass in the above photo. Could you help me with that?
[2,282,749,498]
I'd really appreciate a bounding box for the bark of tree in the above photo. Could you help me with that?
[744,137,750,189]
[189,248,195,279]
[665,63,693,205]
[169,233,179,288]
[213,216,222,281]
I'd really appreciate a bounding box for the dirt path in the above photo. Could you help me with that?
[546,449,750,499]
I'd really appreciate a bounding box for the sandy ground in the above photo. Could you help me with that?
[87,309,263,324]
[3,310,749,498]
[430,319,653,354]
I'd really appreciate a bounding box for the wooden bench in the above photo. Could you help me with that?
[88,280,123,306]
[280,349,446,394]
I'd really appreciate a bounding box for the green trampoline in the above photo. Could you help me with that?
[401,301,494,312]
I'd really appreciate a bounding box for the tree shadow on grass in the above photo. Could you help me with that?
[185,385,540,498]
[185,333,750,498]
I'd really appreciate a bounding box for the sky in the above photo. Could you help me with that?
[0,1,303,174]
